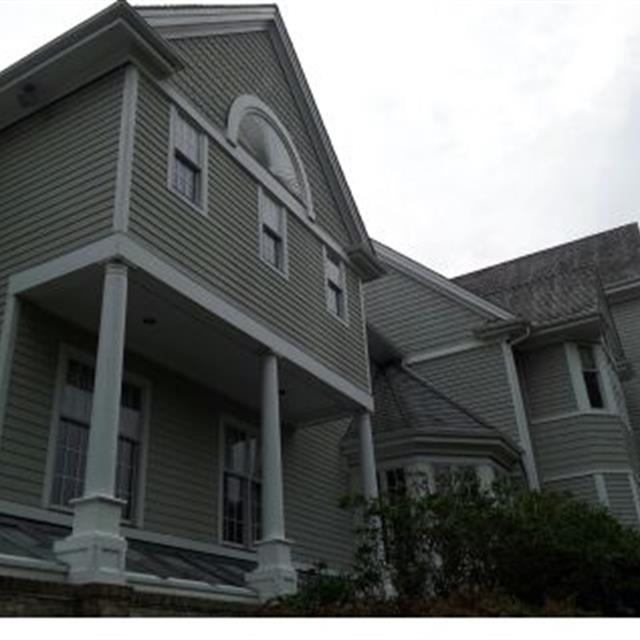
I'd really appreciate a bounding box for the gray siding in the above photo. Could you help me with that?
[519,344,576,420]
[129,76,368,391]
[365,269,484,353]
[544,475,599,507]
[604,472,639,527]
[410,345,518,441]
[612,299,640,434]
[169,32,350,246]
[530,414,633,480]
[0,303,353,568]
[283,418,354,568]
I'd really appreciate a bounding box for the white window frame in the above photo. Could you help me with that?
[565,342,616,415]
[257,187,289,279]
[323,246,349,325]
[218,416,262,550]
[42,344,151,527]
[167,104,209,215]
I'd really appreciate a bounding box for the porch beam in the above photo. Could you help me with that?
[54,261,129,585]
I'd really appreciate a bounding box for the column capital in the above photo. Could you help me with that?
[104,260,128,276]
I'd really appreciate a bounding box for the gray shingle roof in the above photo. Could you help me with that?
[453,224,640,325]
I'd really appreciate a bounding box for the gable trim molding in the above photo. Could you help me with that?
[373,241,515,321]
[7,235,374,412]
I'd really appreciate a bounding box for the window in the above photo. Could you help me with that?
[432,463,477,494]
[324,248,347,321]
[578,344,605,409]
[50,358,145,521]
[169,107,207,211]
[258,189,288,275]
[222,423,262,546]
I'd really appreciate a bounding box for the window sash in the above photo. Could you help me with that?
[262,226,283,270]
[578,345,605,409]
[173,153,200,204]
[174,114,201,166]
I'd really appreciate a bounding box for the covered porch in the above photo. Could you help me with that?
[0,236,378,601]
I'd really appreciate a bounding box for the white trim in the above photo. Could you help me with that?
[373,241,515,321]
[530,410,622,426]
[8,235,373,410]
[8,236,121,295]
[226,94,314,220]
[358,278,372,392]
[595,344,618,416]
[167,104,210,216]
[323,246,349,326]
[128,572,258,604]
[628,472,640,525]
[257,186,289,280]
[0,294,20,446]
[0,553,67,583]
[404,339,486,365]
[594,473,609,507]
[502,341,539,489]
[42,343,151,528]
[113,64,139,233]
[544,468,634,484]
[154,80,352,262]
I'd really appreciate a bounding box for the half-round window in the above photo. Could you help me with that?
[227,95,314,218]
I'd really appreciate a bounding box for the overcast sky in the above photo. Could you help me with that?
[2,0,640,276]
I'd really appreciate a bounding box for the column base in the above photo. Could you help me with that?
[54,493,127,585]
[245,538,297,602]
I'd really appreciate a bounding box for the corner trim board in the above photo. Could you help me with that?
[0,294,21,446]
[113,65,140,233]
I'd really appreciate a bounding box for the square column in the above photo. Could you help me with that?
[55,262,129,585]
[246,351,297,601]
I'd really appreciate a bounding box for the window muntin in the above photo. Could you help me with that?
[578,345,605,409]
[325,249,347,321]
[259,190,287,275]
[50,359,144,521]
[222,424,262,547]
[169,108,206,210]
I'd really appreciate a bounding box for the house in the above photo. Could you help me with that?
[365,224,640,526]
[0,0,639,615]
[0,1,386,609]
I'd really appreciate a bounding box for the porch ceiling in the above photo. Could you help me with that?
[22,265,354,425]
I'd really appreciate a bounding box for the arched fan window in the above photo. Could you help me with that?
[227,95,314,218]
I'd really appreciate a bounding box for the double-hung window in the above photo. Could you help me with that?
[222,423,262,546]
[258,189,287,275]
[324,248,347,322]
[169,107,207,211]
[50,357,145,522]
[578,344,606,409]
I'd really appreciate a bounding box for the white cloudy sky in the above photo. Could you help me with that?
[2,0,640,276]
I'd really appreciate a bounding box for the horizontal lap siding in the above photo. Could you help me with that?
[612,300,640,437]
[169,32,350,246]
[0,71,122,280]
[1,304,353,564]
[364,270,483,353]
[544,475,599,507]
[283,419,354,569]
[604,473,639,527]
[129,77,368,390]
[519,344,576,420]
[530,414,632,479]
[410,345,518,441]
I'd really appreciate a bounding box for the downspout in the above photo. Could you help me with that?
[502,325,540,489]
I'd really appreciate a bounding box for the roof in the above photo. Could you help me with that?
[370,364,506,439]
[0,513,254,588]
[372,240,515,321]
[453,224,640,325]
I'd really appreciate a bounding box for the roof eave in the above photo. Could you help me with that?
[0,1,181,133]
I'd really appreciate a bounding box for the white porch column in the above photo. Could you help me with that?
[357,411,379,499]
[55,262,129,585]
[246,351,297,601]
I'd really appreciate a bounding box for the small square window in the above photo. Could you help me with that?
[168,107,207,212]
[324,248,347,322]
[258,189,287,276]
